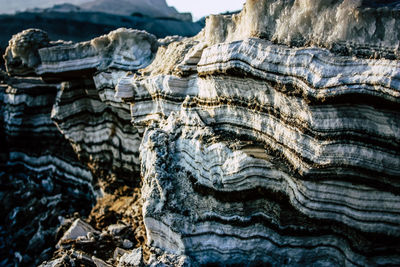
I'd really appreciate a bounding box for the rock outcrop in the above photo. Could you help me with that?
[2,0,400,266]
[0,70,95,265]
[0,3,203,72]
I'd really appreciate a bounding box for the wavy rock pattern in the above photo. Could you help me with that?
[132,45,400,262]
[122,1,400,264]
[51,76,142,192]
[0,73,95,266]
[140,115,400,266]
[0,74,93,187]
[123,39,400,189]
[2,0,400,266]
[37,28,158,76]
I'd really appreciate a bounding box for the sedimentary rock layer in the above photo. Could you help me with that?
[131,42,400,262]
[0,73,95,266]
[4,28,158,78]
[121,39,400,188]
[2,0,400,266]
[51,76,142,191]
[123,1,400,264]
[0,74,93,187]
[3,28,151,192]
[140,116,400,266]
[37,28,158,75]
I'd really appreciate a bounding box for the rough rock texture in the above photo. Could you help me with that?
[2,0,400,266]
[0,7,203,71]
[204,0,400,59]
[0,71,95,266]
[3,29,50,76]
[37,28,158,75]
[0,72,94,190]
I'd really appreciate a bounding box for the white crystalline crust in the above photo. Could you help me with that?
[3,28,158,76]
[204,0,400,58]
[3,29,50,75]
[37,28,158,74]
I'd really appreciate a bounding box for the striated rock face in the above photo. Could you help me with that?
[0,71,95,265]
[2,0,400,266]
[37,28,158,76]
[0,75,93,185]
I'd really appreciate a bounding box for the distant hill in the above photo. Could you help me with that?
[361,0,400,8]
[0,0,192,21]
[0,0,87,14]
[80,0,192,21]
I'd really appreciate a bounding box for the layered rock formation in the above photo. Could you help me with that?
[0,0,202,72]
[2,0,400,266]
[0,71,95,265]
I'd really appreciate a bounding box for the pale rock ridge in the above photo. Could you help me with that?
[118,70,400,190]
[4,29,50,76]
[37,28,158,76]
[2,28,157,77]
[197,39,400,102]
[203,0,400,58]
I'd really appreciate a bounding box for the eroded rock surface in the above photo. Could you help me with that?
[1,0,400,266]
[0,71,94,266]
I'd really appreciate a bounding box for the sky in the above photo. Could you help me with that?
[166,0,246,20]
[0,0,247,18]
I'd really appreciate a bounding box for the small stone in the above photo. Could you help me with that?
[14,252,22,262]
[57,219,98,248]
[107,223,128,236]
[92,256,113,267]
[114,247,128,260]
[122,239,134,249]
[37,255,68,267]
[87,231,95,239]
[118,247,143,267]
